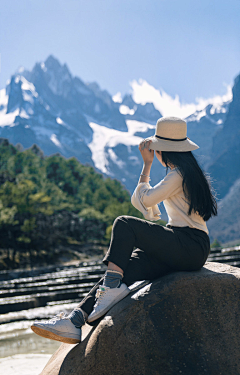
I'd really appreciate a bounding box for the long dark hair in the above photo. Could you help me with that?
[161,151,217,221]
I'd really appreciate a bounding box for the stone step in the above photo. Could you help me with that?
[0,272,105,291]
[207,259,240,267]
[0,260,107,315]
[0,265,105,287]
[207,255,240,263]
[208,251,240,258]
[0,260,104,281]
[0,281,96,298]
[0,288,89,314]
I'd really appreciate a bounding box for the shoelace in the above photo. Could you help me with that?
[94,288,108,307]
[47,312,66,323]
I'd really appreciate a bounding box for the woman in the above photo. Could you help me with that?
[31,116,217,344]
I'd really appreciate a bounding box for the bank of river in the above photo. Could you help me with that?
[0,313,61,374]
[0,354,52,375]
[0,322,93,374]
[0,303,75,358]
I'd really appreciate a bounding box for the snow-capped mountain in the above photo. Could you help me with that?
[1,55,240,241]
[0,56,165,192]
[0,55,233,195]
[124,79,232,168]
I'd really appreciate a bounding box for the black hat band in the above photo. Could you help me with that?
[155,135,187,142]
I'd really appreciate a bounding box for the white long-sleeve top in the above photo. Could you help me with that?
[131,168,208,234]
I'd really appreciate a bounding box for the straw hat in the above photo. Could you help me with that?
[147,117,199,152]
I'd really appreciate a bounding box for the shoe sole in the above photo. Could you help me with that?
[88,287,130,323]
[31,325,81,344]
[128,280,150,292]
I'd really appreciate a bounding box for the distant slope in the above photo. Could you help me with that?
[207,73,240,199]
[207,177,240,243]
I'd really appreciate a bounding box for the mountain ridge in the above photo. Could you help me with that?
[0,55,239,242]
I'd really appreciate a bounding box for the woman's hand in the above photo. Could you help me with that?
[139,139,154,165]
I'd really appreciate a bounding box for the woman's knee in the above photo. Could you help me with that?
[113,215,131,227]
[112,216,147,239]
[111,216,128,238]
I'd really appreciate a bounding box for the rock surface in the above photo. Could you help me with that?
[41,262,240,375]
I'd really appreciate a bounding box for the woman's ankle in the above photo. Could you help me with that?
[103,270,123,289]
[68,308,88,328]
[107,261,123,275]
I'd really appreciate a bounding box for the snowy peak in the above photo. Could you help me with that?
[28,60,72,98]
[129,79,232,121]
[39,56,72,96]
[0,55,238,201]
[119,93,162,124]
[17,56,127,131]
[2,75,39,123]
[129,79,198,118]
[187,85,232,126]
[122,94,136,109]
[186,101,230,126]
[44,55,65,72]
[6,76,24,113]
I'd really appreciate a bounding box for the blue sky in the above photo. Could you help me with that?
[0,0,239,103]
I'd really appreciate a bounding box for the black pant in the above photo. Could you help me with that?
[75,216,210,316]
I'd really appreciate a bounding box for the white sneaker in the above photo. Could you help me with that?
[31,312,81,344]
[88,283,130,323]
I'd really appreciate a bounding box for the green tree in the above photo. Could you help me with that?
[210,239,222,249]
[104,201,143,225]
[0,200,19,263]
[0,140,159,269]
[0,179,53,266]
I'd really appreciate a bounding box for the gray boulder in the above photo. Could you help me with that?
[41,262,240,375]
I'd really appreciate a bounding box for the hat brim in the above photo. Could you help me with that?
[147,135,199,152]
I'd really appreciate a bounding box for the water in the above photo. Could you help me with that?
[0,303,76,358]
[0,315,94,375]
[0,354,53,375]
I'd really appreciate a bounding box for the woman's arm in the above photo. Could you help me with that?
[131,139,161,220]
[135,139,182,207]
[138,162,152,184]
[138,140,154,185]
[139,171,182,207]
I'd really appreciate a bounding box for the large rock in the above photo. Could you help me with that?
[41,262,240,375]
